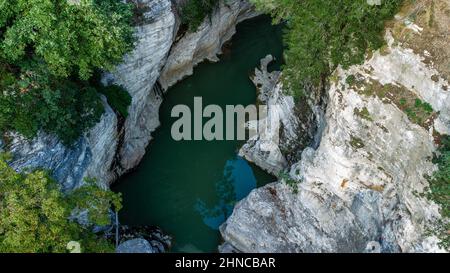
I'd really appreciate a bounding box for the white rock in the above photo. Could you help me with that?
[221,31,448,253]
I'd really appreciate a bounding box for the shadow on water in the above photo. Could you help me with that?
[195,156,260,230]
[113,15,283,253]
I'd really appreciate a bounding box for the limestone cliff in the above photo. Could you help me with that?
[159,0,258,90]
[103,0,176,174]
[239,55,302,176]
[5,97,118,191]
[4,0,255,191]
[221,0,449,253]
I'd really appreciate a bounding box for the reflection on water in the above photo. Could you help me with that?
[113,16,282,252]
[195,156,257,230]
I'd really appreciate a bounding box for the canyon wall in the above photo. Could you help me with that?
[3,0,255,191]
[4,0,448,253]
[159,0,258,90]
[220,1,449,253]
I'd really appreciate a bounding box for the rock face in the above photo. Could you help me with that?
[221,2,449,253]
[158,0,259,90]
[5,97,117,191]
[4,0,176,190]
[117,239,155,253]
[5,0,256,190]
[104,0,176,173]
[239,55,301,175]
[115,225,172,253]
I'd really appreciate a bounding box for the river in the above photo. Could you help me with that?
[113,16,284,253]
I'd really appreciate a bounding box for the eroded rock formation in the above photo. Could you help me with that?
[220,1,449,253]
[3,0,255,192]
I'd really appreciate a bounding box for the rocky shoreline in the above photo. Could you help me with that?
[1,0,261,253]
[3,0,257,191]
[220,2,449,252]
[2,0,448,253]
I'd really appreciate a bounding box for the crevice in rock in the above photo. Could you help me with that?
[109,112,126,180]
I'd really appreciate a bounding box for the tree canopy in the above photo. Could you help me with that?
[0,154,121,253]
[251,0,403,98]
[0,0,134,80]
[180,0,219,31]
[0,0,134,144]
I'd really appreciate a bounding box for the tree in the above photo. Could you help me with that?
[251,0,403,98]
[0,0,134,144]
[426,136,450,249]
[0,59,105,144]
[0,0,134,80]
[180,0,219,31]
[0,154,121,253]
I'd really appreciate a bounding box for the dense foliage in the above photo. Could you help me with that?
[0,154,121,253]
[180,0,219,31]
[0,0,133,80]
[427,136,450,249]
[0,60,104,144]
[69,178,122,227]
[99,84,132,117]
[0,0,133,144]
[251,0,403,98]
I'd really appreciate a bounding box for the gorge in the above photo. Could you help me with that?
[112,15,282,253]
[1,0,448,253]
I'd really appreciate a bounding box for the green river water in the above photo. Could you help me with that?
[113,16,284,253]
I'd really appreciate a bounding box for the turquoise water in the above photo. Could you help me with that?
[113,16,284,253]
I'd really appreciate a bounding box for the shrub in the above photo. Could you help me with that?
[0,61,104,145]
[251,0,403,98]
[180,0,219,31]
[279,171,300,194]
[0,155,121,253]
[426,135,450,249]
[99,85,132,117]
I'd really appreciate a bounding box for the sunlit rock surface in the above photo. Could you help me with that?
[5,97,117,191]
[5,0,258,191]
[239,55,299,175]
[105,0,176,173]
[158,0,259,90]
[221,1,449,253]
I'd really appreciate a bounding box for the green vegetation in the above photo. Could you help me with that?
[0,60,104,144]
[354,107,373,122]
[0,0,133,80]
[426,136,450,249]
[346,75,357,86]
[350,135,365,149]
[351,78,436,129]
[403,98,434,126]
[180,0,219,31]
[99,85,132,117]
[69,178,122,227]
[0,154,121,253]
[0,0,134,144]
[279,171,300,194]
[251,0,403,98]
